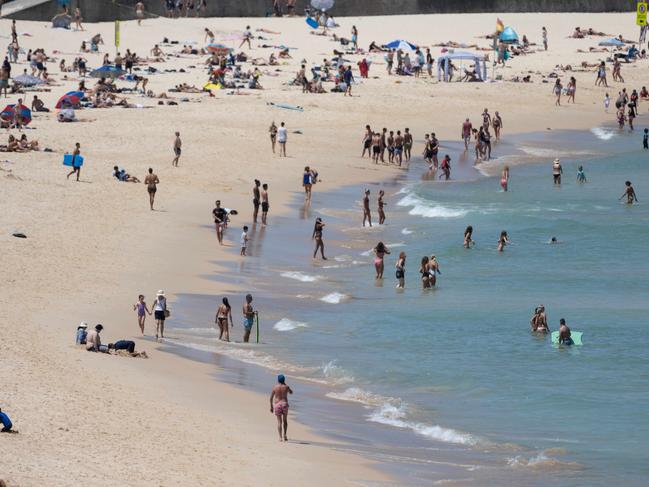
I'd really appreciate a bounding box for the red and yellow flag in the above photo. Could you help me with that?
[496,18,505,33]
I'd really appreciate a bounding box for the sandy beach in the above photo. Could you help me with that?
[0,11,643,486]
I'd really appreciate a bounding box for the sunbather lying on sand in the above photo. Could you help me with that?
[435,41,480,49]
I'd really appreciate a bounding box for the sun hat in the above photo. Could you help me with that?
[79,321,88,328]
[157,290,165,296]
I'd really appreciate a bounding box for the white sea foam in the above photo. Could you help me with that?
[273,318,308,331]
[320,292,347,304]
[397,193,468,219]
[507,452,583,471]
[401,228,413,235]
[173,327,216,336]
[590,126,616,141]
[328,387,477,446]
[280,271,319,282]
[321,361,355,384]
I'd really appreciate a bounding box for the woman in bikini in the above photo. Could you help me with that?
[500,165,510,191]
[428,255,441,287]
[312,217,326,259]
[373,242,390,279]
[420,256,430,289]
[464,225,473,248]
[378,190,386,224]
[498,230,510,252]
[133,294,151,334]
[215,297,233,341]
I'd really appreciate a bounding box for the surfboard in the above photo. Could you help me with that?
[62,154,84,167]
[306,17,319,29]
[551,331,583,346]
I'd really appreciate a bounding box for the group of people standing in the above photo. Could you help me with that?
[362,125,413,166]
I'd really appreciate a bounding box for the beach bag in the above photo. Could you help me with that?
[164,309,170,318]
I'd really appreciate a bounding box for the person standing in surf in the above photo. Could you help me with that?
[261,183,269,225]
[464,225,473,248]
[577,165,587,183]
[461,118,472,150]
[552,158,563,185]
[420,256,430,289]
[378,190,386,224]
[395,252,406,289]
[428,255,441,287]
[153,290,167,340]
[270,374,293,442]
[501,165,510,191]
[242,294,256,343]
[373,242,390,279]
[558,318,573,345]
[498,231,510,252]
[312,217,326,259]
[362,189,372,227]
[215,297,233,342]
[403,128,413,162]
[619,181,638,204]
[253,179,261,223]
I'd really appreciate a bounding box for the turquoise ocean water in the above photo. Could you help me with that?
[168,127,649,486]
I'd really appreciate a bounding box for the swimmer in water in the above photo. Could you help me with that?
[373,241,390,279]
[576,165,587,183]
[501,165,510,191]
[497,230,510,252]
[530,306,549,332]
[550,236,559,244]
[428,254,441,287]
[558,318,573,345]
[464,225,473,248]
[619,180,638,204]
[420,256,430,289]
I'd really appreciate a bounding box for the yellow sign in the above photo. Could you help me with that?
[637,1,647,26]
[115,20,120,48]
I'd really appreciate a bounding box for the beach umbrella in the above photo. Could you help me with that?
[55,93,82,109]
[89,65,125,79]
[384,39,417,51]
[51,13,72,29]
[311,0,334,11]
[0,104,32,124]
[12,73,44,86]
[499,27,519,44]
[65,90,85,99]
[598,38,625,47]
[206,43,232,55]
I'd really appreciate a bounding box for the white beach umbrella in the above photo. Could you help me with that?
[311,0,334,11]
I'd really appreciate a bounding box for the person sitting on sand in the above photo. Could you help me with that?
[76,322,88,345]
[0,408,13,433]
[31,95,49,112]
[278,48,291,59]
[86,324,108,352]
[150,44,164,57]
[268,53,278,65]
[6,135,25,152]
[572,27,585,39]
[112,165,141,182]
[19,134,39,151]
[368,41,387,52]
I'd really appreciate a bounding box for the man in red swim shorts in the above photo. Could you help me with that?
[270,374,293,441]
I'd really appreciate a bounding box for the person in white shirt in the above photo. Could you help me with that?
[153,290,167,340]
[240,25,252,49]
[277,122,287,157]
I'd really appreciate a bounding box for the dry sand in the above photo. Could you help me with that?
[0,12,640,486]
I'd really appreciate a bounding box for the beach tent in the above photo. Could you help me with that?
[437,51,487,82]
[384,40,417,51]
[51,13,72,29]
[13,73,44,86]
[598,37,625,47]
[89,65,125,79]
[499,27,519,44]
[206,43,232,55]
[311,0,334,11]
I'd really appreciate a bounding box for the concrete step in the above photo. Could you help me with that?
[1,0,53,18]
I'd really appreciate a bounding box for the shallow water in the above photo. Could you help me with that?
[168,127,649,486]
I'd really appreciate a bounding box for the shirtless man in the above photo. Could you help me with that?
[558,318,573,345]
[379,128,387,163]
[261,183,269,225]
[403,128,413,162]
[430,133,439,169]
[270,374,293,442]
[151,44,164,57]
[66,142,82,181]
[361,125,372,158]
[204,28,215,44]
[461,118,472,150]
[362,189,372,227]
[619,180,638,204]
[172,132,182,166]
[144,168,159,210]
[242,294,256,343]
[252,179,261,222]
[394,130,404,166]
[482,108,491,129]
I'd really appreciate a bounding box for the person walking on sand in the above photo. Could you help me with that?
[501,165,510,191]
[74,8,83,31]
[343,66,354,96]
[596,61,608,87]
[172,132,182,166]
[239,25,252,49]
[66,142,82,181]
[464,225,474,248]
[242,294,256,342]
[269,121,277,153]
[493,111,503,140]
[136,2,145,25]
[215,297,233,341]
[395,251,406,289]
[542,26,548,50]
[153,291,168,340]
[213,200,227,244]
[144,168,159,210]
[312,217,327,259]
[277,122,287,157]
[351,25,358,50]
[552,158,563,185]
[270,374,293,442]
[133,294,151,335]
[303,167,313,202]
[253,179,261,222]
[378,190,386,224]
[362,189,372,227]
[553,79,562,106]
[620,180,638,204]
[373,242,390,279]
[567,77,576,103]
[604,93,610,112]
[497,230,510,252]
[261,183,269,225]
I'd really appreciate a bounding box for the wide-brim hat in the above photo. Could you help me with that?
[157,290,165,296]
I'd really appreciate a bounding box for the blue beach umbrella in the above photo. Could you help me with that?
[384,39,417,51]
[1,104,32,124]
[598,38,625,47]
[89,65,125,79]
[499,26,519,44]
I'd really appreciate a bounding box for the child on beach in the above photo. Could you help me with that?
[240,226,249,256]
[577,165,587,183]
[133,294,151,335]
[395,252,406,289]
